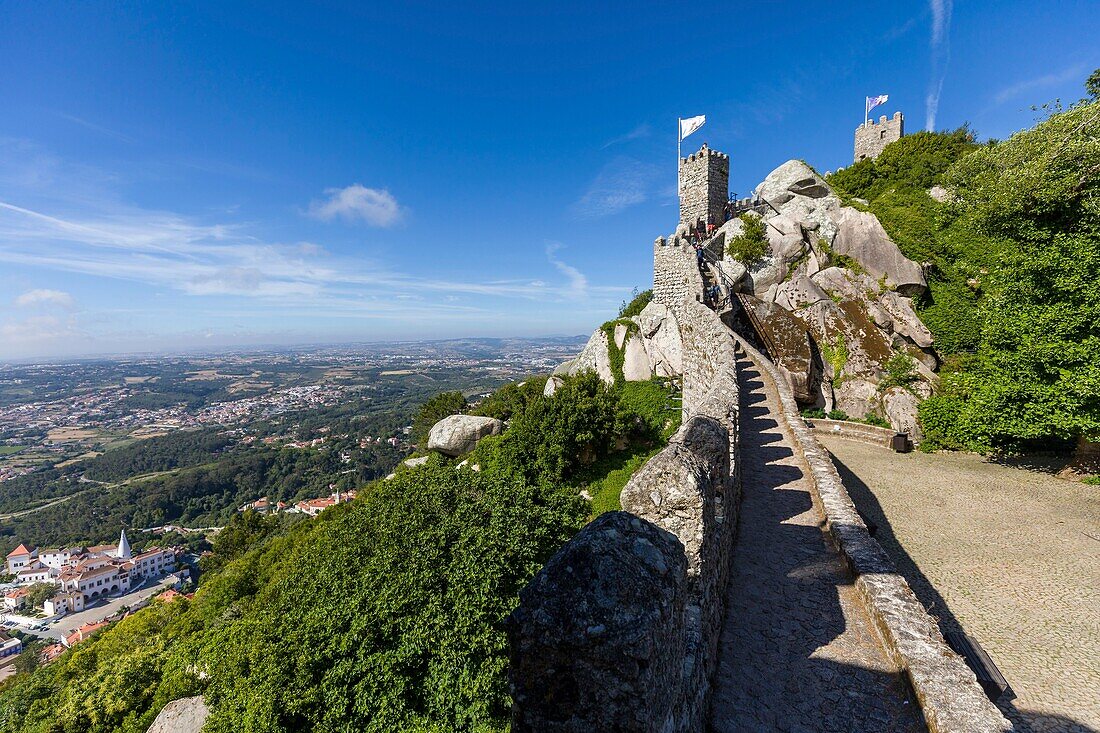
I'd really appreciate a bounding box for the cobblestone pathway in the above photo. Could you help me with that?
[821,435,1100,733]
[709,353,923,733]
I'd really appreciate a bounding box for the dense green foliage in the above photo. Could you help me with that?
[0,408,406,555]
[0,361,679,731]
[412,391,468,444]
[917,98,1100,451]
[470,377,547,421]
[618,288,654,319]
[478,372,619,487]
[828,128,977,203]
[84,430,235,482]
[726,213,769,267]
[828,85,1100,452]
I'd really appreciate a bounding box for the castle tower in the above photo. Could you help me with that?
[679,143,729,226]
[117,529,132,560]
[854,111,904,163]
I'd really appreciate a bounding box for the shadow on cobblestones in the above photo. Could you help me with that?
[830,454,1100,733]
[709,365,923,732]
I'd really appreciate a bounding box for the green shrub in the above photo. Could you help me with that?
[616,379,682,442]
[412,391,467,444]
[880,352,919,391]
[819,333,849,384]
[827,409,850,421]
[1082,475,1100,486]
[618,288,653,318]
[827,127,977,201]
[472,377,547,421]
[862,413,891,428]
[727,213,769,267]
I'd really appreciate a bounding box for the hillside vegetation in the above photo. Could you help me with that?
[827,86,1100,452]
[0,369,678,732]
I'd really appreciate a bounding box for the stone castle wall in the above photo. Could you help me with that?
[679,143,729,225]
[509,243,740,733]
[854,111,904,162]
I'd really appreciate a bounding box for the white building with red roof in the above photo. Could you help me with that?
[5,544,38,575]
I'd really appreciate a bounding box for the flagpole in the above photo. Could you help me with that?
[677,118,681,195]
[864,97,869,128]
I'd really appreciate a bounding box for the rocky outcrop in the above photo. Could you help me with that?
[733,294,819,403]
[828,208,926,295]
[560,301,684,383]
[695,161,939,436]
[561,330,614,383]
[543,375,563,397]
[508,512,687,733]
[426,415,503,457]
[147,697,209,733]
[882,387,924,443]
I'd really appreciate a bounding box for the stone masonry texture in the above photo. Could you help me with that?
[679,143,729,226]
[511,244,740,732]
[820,435,1100,733]
[511,228,1014,732]
[709,346,924,733]
[854,111,904,163]
[733,332,1012,732]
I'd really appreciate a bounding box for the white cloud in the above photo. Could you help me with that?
[545,243,588,299]
[602,123,652,149]
[307,184,402,226]
[993,64,1089,105]
[0,314,81,343]
[571,157,659,219]
[925,0,953,131]
[15,289,74,308]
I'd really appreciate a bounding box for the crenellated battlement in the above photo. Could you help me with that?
[854,111,904,162]
[679,143,730,227]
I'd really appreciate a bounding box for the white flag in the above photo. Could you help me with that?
[866,94,889,114]
[679,115,706,141]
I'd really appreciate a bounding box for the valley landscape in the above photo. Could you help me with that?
[0,3,1097,733]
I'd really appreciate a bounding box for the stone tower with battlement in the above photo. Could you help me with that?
[679,143,729,226]
[854,111,904,163]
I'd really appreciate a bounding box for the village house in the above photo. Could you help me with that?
[63,620,110,648]
[3,588,28,612]
[4,530,177,617]
[0,633,22,660]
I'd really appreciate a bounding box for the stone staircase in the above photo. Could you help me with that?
[709,340,924,732]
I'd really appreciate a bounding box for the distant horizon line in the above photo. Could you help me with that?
[0,333,590,367]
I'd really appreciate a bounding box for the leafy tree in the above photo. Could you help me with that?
[24,583,56,609]
[828,127,977,201]
[471,378,547,421]
[488,372,619,488]
[412,391,468,444]
[1087,68,1100,100]
[920,97,1100,451]
[618,288,653,318]
[879,352,919,391]
[726,213,769,267]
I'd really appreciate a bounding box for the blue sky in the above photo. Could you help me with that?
[1,1,1097,360]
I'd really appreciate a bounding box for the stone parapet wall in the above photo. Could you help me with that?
[804,417,896,449]
[653,237,700,315]
[731,333,1012,733]
[510,241,740,733]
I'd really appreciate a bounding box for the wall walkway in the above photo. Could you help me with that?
[710,345,924,731]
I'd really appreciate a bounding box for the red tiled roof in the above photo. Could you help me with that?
[64,620,110,647]
[6,543,34,558]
